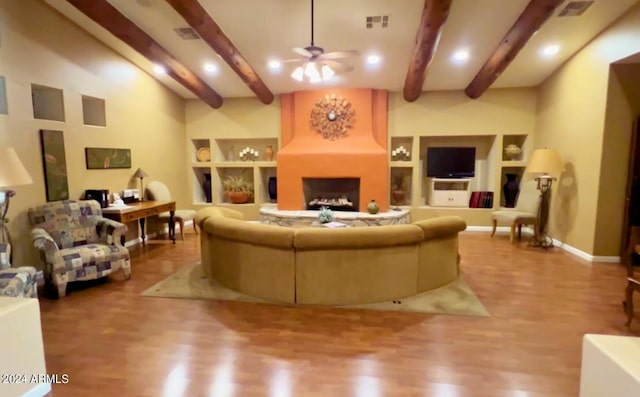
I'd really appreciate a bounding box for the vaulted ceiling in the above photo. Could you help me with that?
[44,0,639,108]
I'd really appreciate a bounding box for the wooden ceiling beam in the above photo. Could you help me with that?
[403,0,453,103]
[465,0,565,99]
[66,0,223,108]
[166,0,275,105]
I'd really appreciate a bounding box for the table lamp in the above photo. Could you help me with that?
[133,168,148,202]
[526,148,565,250]
[0,148,33,249]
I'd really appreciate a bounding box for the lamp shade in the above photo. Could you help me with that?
[526,148,565,176]
[133,168,148,179]
[0,148,33,187]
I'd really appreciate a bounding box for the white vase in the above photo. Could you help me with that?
[228,145,235,161]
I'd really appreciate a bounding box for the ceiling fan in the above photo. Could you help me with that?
[283,0,359,82]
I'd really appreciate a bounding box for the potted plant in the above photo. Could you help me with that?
[223,175,253,204]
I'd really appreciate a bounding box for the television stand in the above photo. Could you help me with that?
[429,178,471,207]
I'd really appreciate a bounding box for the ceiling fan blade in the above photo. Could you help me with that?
[292,47,313,58]
[319,50,360,60]
[281,58,305,64]
[322,60,354,73]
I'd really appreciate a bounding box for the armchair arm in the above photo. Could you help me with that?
[96,217,128,245]
[31,228,59,253]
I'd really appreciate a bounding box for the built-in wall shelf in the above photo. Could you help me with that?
[187,137,279,208]
[81,95,106,127]
[0,76,8,115]
[501,160,528,167]
[32,84,65,122]
[389,161,415,168]
[187,132,533,224]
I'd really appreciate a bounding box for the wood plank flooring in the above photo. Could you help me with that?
[38,230,638,397]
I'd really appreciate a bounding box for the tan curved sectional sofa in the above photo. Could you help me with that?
[196,207,467,305]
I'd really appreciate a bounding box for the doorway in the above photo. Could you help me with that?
[622,117,640,262]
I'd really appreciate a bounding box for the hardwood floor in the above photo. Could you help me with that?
[38,230,638,397]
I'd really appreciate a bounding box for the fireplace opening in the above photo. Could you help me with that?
[303,178,360,211]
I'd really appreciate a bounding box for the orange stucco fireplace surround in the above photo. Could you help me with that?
[277,88,389,212]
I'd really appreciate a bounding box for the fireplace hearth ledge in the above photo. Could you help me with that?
[259,206,410,228]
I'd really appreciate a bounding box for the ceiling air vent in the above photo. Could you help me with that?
[174,27,200,40]
[366,15,390,29]
[558,1,594,17]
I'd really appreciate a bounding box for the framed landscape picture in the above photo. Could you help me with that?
[85,147,131,169]
[39,129,70,202]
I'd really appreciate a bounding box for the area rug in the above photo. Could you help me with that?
[141,262,490,317]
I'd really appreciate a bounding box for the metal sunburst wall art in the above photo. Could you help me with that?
[310,94,356,140]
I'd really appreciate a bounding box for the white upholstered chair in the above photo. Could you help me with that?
[491,180,540,243]
[145,181,197,240]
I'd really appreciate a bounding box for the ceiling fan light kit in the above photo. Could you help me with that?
[286,0,359,83]
[291,62,336,83]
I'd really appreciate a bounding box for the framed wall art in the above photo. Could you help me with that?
[39,129,70,202]
[85,147,131,169]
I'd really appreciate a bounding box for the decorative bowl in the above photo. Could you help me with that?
[504,144,522,160]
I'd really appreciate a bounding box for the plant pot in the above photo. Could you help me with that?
[227,191,250,204]
[392,190,406,205]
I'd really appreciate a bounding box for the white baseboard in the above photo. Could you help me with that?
[465,226,621,264]
[124,220,194,247]
[22,382,51,397]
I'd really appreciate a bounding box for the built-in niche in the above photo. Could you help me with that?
[31,84,65,122]
[82,95,106,127]
[0,76,7,115]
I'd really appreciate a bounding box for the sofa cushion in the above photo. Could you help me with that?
[0,267,39,298]
[412,216,467,239]
[27,200,104,249]
[293,224,423,250]
[195,206,245,227]
[51,244,130,277]
[204,216,294,249]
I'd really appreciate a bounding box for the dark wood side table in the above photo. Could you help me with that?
[102,200,176,245]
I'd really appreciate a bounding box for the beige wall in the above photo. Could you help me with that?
[388,88,537,136]
[536,3,640,256]
[0,0,188,267]
[186,88,537,140]
[186,97,281,139]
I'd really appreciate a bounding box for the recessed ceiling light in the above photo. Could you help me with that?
[451,49,470,63]
[366,54,381,65]
[267,60,282,69]
[541,45,560,57]
[153,64,166,75]
[203,63,218,73]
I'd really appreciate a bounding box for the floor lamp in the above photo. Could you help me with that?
[526,148,565,250]
[0,148,33,263]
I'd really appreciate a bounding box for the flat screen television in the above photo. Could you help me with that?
[426,147,476,178]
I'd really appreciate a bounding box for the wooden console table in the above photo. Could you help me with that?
[102,200,176,245]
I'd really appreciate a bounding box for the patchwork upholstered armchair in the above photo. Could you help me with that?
[28,200,131,298]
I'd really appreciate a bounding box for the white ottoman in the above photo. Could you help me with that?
[0,297,50,397]
[579,334,640,397]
